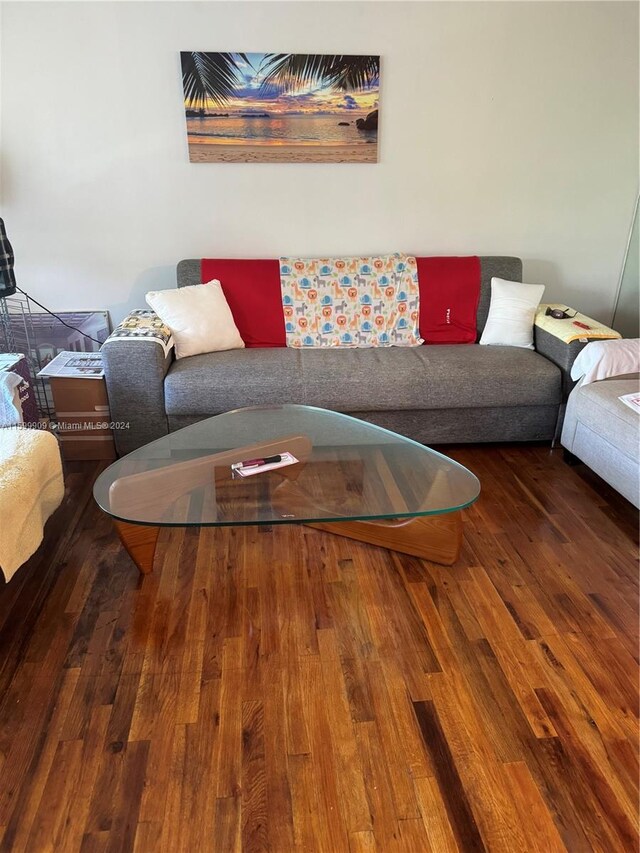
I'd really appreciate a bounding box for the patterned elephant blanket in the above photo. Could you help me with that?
[280,254,423,348]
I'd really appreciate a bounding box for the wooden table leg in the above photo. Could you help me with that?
[307,511,463,566]
[113,520,160,575]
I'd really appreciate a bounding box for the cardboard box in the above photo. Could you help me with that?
[49,376,116,461]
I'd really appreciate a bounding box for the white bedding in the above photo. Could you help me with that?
[570,338,640,385]
[0,428,64,582]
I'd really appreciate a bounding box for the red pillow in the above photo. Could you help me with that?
[200,259,285,348]
[416,256,481,345]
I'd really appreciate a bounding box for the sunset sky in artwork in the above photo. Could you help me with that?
[200,52,378,115]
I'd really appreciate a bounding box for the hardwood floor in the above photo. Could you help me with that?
[0,445,637,852]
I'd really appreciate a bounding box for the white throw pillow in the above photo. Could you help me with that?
[479,277,546,349]
[570,338,640,385]
[146,281,244,359]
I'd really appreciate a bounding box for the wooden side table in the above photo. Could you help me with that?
[49,376,116,461]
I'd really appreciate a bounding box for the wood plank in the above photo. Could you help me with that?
[298,654,351,850]
[213,795,241,852]
[56,704,113,852]
[317,628,372,832]
[413,774,460,853]
[215,662,244,799]
[354,720,402,852]
[412,700,486,851]
[398,817,436,852]
[350,829,378,852]
[364,660,420,819]
[502,761,567,853]
[288,753,324,851]
[183,676,222,848]
[241,700,268,853]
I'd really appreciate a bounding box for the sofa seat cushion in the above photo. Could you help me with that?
[164,345,561,416]
[566,378,640,460]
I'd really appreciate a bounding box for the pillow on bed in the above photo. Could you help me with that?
[146,281,244,359]
[479,278,545,349]
[570,338,640,385]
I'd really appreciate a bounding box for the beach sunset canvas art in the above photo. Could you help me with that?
[180,52,380,163]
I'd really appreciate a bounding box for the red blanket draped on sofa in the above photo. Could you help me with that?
[201,258,285,348]
[416,256,481,345]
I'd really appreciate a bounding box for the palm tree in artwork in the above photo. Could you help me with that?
[181,52,379,110]
[258,54,379,94]
[180,52,249,108]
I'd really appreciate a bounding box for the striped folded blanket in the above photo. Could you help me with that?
[103,309,174,356]
[280,253,423,348]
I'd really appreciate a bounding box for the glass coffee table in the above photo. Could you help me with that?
[93,404,480,573]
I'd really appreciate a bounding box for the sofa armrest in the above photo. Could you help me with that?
[533,327,588,398]
[102,334,173,456]
[534,328,591,445]
[534,306,620,444]
[534,305,619,398]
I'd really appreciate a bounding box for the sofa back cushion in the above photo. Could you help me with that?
[177,256,523,347]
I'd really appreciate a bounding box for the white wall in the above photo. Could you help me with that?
[1,1,638,324]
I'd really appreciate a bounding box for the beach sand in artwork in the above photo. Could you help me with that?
[188,143,377,164]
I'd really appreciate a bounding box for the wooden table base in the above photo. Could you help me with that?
[308,511,463,566]
[113,511,462,575]
[113,521,160,575]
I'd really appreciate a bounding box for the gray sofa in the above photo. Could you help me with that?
[561,375,640,508]
[103,256,589,456]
